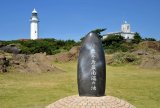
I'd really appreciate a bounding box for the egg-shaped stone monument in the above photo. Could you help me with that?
[78,32,106,96]
[46,32,136,108]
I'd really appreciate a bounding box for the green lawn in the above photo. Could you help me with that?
[0,62,160,108]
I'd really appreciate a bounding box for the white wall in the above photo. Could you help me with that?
[30,22,38,40]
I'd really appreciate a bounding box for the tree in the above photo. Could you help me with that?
[91,28,106,39]
[80,28,107,42]
[91,28,106,35]
[132,32,142,44]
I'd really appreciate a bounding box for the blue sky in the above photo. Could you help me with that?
[0,0,160,41]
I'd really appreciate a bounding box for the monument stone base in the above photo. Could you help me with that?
[46,95,136,108]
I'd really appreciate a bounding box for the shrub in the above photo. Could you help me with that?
[102,34,129,54]
[144,38,156,41]
[111,52,141,65]
[132,32,142,44]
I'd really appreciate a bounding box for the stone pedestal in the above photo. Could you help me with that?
[46,95,136,108]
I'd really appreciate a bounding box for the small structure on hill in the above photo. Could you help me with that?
[103,21,135,40]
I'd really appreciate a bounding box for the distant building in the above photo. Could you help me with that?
[103,21,135,40]
[30,8,39,40]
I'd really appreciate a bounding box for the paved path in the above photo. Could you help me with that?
[46,95,136,108]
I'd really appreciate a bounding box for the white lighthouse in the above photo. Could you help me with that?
[30,8,39,40]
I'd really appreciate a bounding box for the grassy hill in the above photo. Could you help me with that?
[0,62,160,108]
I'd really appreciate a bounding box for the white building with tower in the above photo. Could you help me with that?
[103,21,135,40]
[30,8,39,40]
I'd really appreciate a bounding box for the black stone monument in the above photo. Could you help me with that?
[78,32,106,96]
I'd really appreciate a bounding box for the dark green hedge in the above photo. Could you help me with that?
[0,38,77,55]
